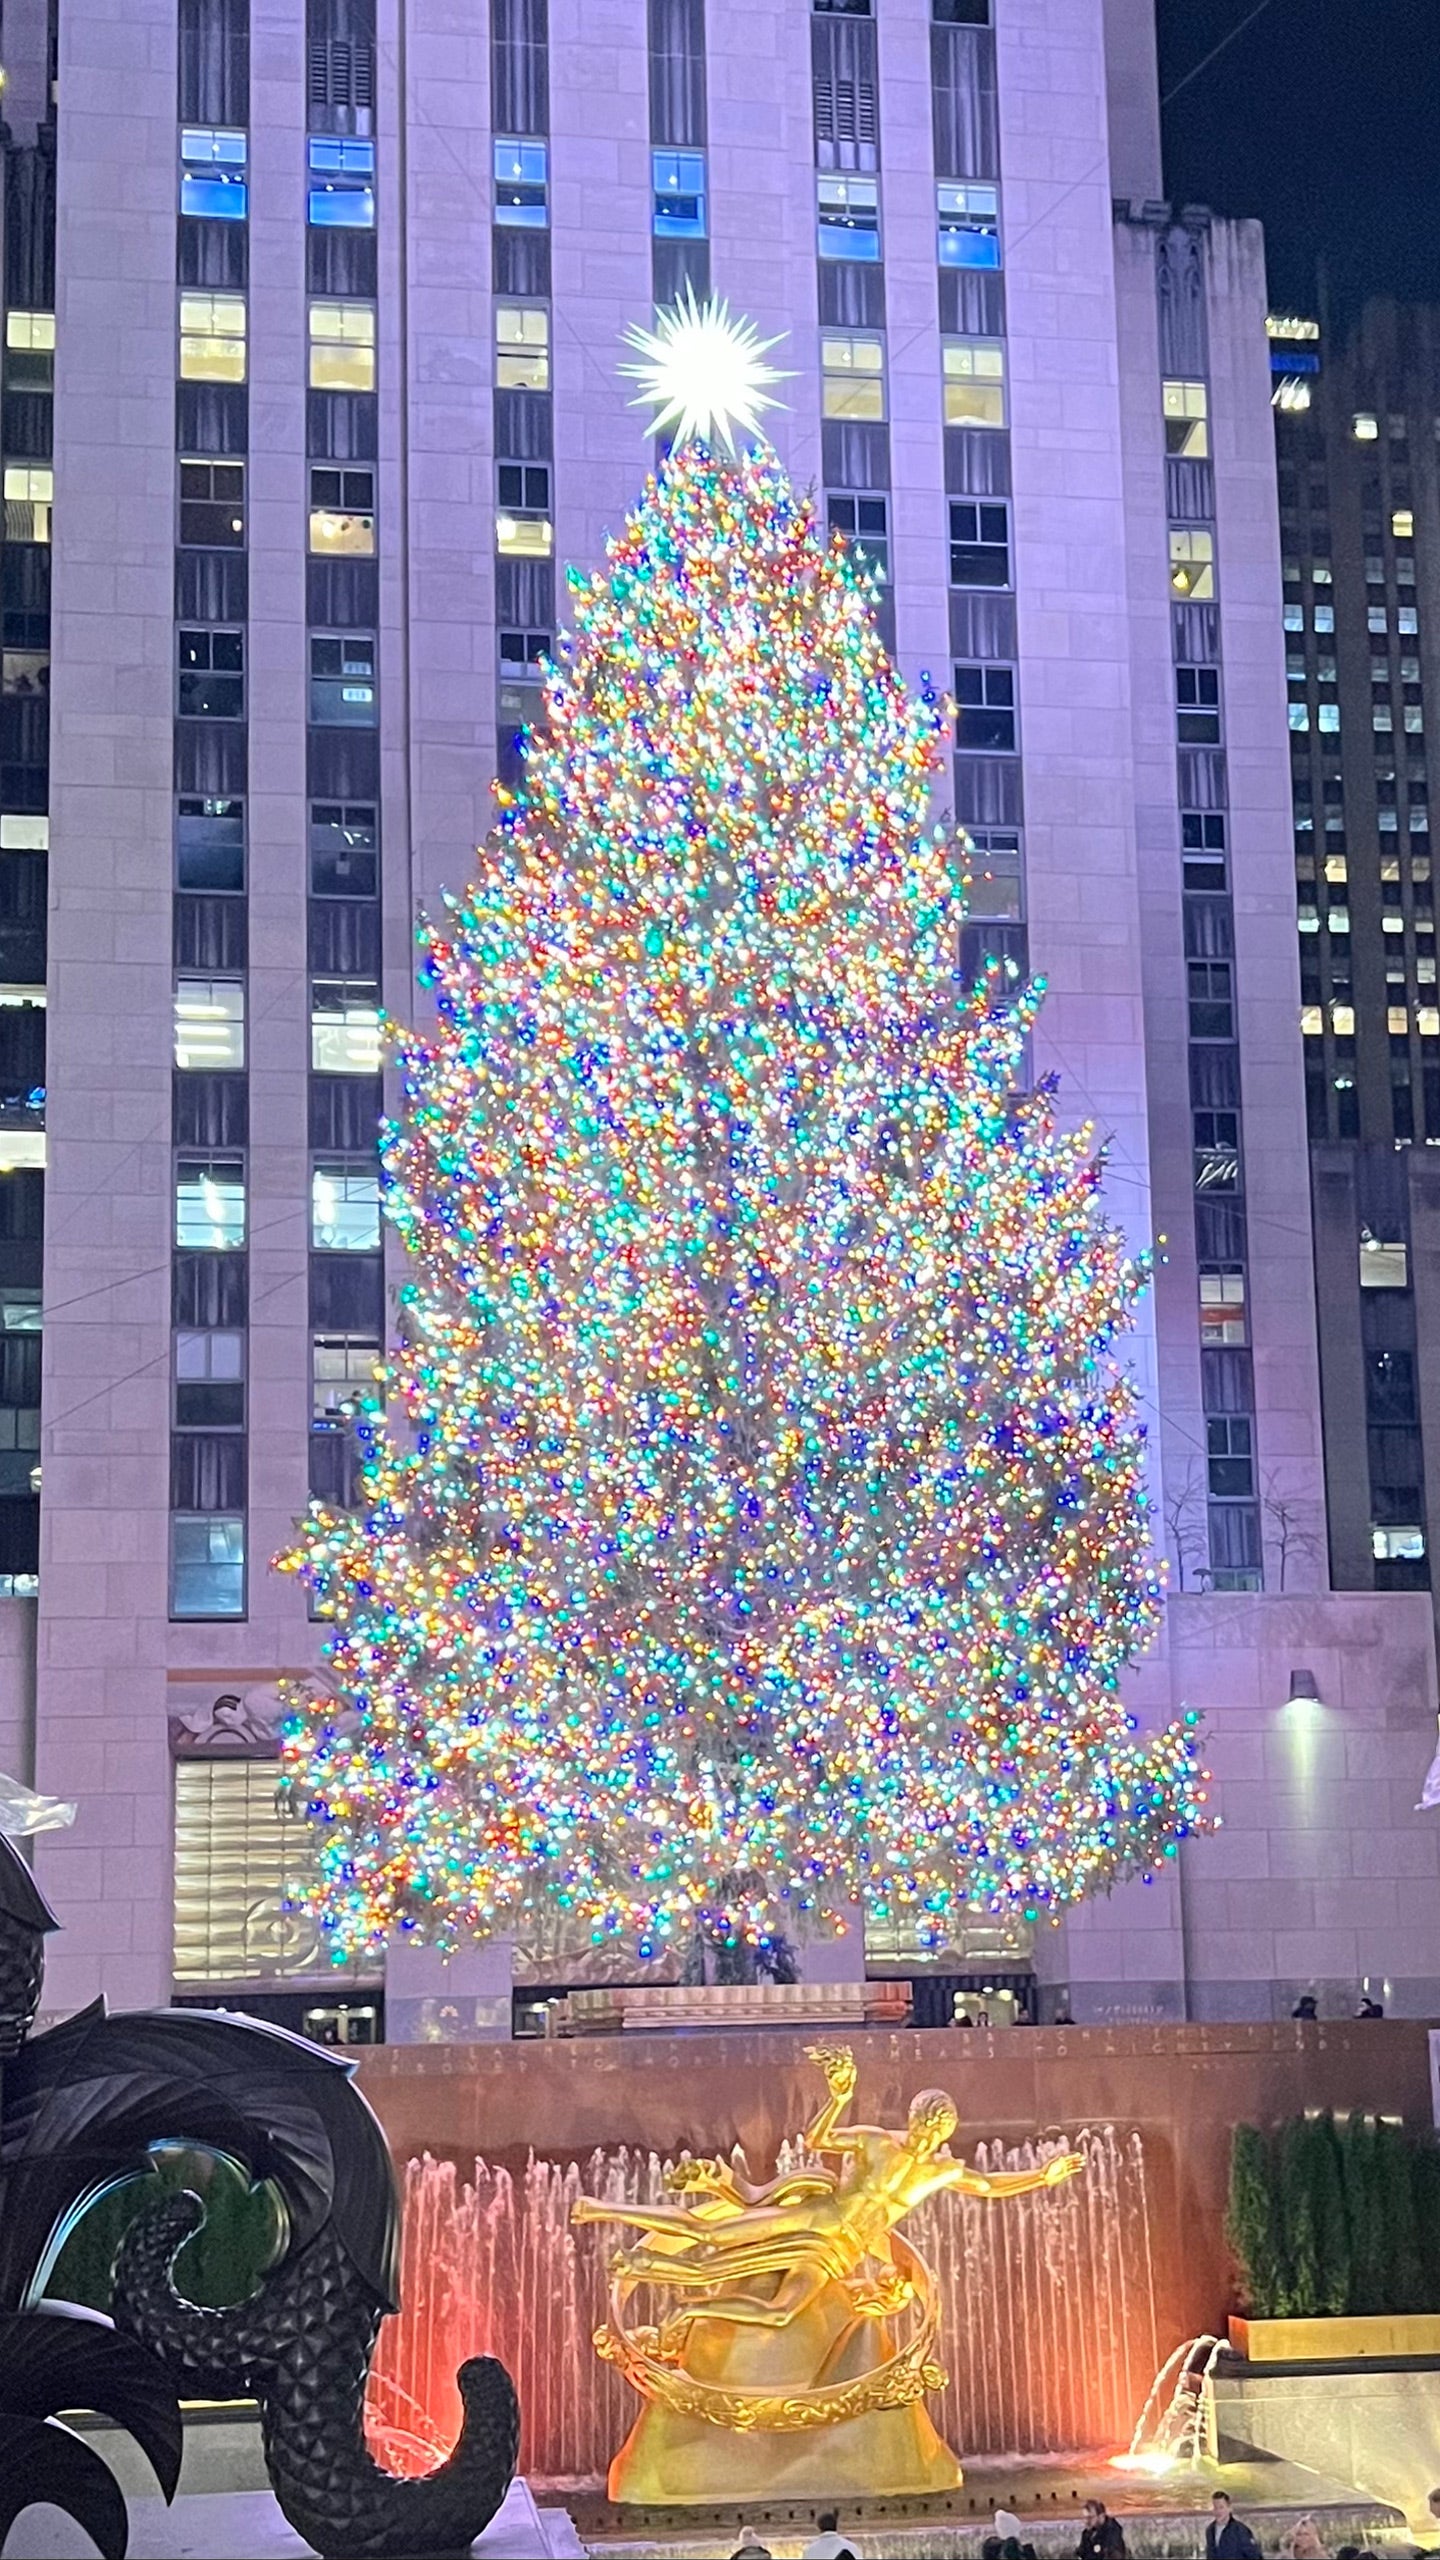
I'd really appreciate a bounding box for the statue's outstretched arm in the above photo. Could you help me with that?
[943,2151,1085,2201]
[803,2041,859,2153]
[572,2197,707,2239]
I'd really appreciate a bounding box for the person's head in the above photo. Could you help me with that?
[817,2516,838,2536]
[1086,2505,1108,2525]
[1428,2490,1440,2524]
[908,2088,959,2152]
[982,2538,1003,2559]
[1335,2542,1363,2559]
[1212,2495,1232,2517]
[1001,2538,1023,2559]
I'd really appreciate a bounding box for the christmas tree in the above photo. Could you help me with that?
[280,347,1204,1964]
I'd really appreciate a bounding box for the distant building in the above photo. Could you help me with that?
[0,0,1432,2029]
[1273,303,1440,1609]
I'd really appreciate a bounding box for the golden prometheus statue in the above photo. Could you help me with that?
[571,2041,1084,2503]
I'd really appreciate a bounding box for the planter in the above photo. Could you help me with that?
[1229,2311,1440,2362]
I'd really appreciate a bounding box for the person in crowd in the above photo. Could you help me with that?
[728,2528,772,2560]
[1207,2492,1262,2560]
[1080,2498,1128,2560]
[1283,2516,1326,2559]
[801,2512,859,2560]
[1291,1993,1318,2020]
[1356,1995,1385,2018]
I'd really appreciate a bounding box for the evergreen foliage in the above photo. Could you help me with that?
[1228,2112,1440,2320]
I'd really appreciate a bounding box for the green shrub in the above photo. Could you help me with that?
[1228,2108,1440,2322]
[1226,2123,1283,2316]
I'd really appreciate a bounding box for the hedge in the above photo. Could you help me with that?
[1227,2111,1440,2318]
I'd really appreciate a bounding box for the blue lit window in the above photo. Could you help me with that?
[171,1515,245,1618]
[494,138,548,227]
[937,181,999,270]
[308,135,376,229]
[653,150,707,239]
[181,126,248,221]
[818,174,880,261]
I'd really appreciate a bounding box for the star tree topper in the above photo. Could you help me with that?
[620,285,791,452]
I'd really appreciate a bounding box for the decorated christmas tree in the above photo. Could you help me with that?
[279,305,1205,1965]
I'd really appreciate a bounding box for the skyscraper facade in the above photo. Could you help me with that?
[3,0,1437,2027]
[1274,303,1440,1620]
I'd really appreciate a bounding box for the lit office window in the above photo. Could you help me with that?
[180,293,247,383]
[308,467,375,557]
[175,1156,246,1249]
[308,135,376,228]
[937,182,998,269]
[3,469,51,544]
[942,338,1005,428]
[180,127,248,220]
[313,1332,381,1417]
[820,332,885,421]
[1163,379,1208,457]
[311,982,382,1075]
[653,149,707,238]
[311,1161,382,1250]
[496,303,549,391]
[1169,528,1214,600]
[494,137,548,227]
[174,977,245,1071]
[170,1516,245,1619]
[309,301,376,391]
[817,174,880,261]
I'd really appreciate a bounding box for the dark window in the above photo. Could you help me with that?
[177,795,244,891]
[309,632,376,725]
[827,490,888,583]
[310,801,378,896]
[499,627,550,673]
[498,461,551,512]
[1193,1108,1239,1190]
[1367,1348,1418,1425]
[1206,1413,1254,1500]
[933,0,988,16]
[954,661,1015,753]
[1176,663,1221,745]
[948,499,1009,588]
[1182,808,1228,889]
[309,464,374,511]
[179,459,244,548]
[1188,959,1234,1040]
[178,626,244,718]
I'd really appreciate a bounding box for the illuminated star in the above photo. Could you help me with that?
[620,286,791,452]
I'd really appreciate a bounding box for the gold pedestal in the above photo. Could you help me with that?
[610,2398,961,2502]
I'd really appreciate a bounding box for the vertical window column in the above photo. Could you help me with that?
[492,0,553,791]
[647,0,709,314]
[171,0,251,1619]
[305,0,381,1513]
[814,0,894,671]
[1158,234,1260,1591]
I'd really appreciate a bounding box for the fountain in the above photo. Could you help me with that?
[366,2119,1161,2486]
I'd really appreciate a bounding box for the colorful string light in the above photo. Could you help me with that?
[277,438,1207,1963]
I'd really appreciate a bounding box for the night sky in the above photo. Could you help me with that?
[1155,0,1440,330]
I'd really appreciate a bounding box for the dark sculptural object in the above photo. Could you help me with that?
[0,1831,519,2559]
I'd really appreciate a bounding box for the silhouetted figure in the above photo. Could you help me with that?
[1357,1995,1385,2018]
[1292,1994,1318,2020]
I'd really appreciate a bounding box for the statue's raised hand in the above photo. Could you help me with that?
[666,2156,727,2196]
[806,2041,857,2097]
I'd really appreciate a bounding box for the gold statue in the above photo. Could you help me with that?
[572,2041,1084,2503]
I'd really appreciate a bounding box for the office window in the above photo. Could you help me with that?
[313,1331,380,1419]
[494,137,548,228]
[174,1328,244,1429]
[1206,1414,1254,1499]
[498,462,550,514]
[1169,528,1215,600]
[948,500,1009,590]
[4,311,54,393]
[1317,701,1340,733]
[1176,664,1221,745]
[170,1514,245,1619]
[496,302,550,391]
[954,662,1016,753]
[1182,810,1227,891]
[964,827,1022,922]
[174,976,245,1072]
[942,339,1005,429]
[1163,380,1209,458]
[827,492,888,585]
[311,981,382,1075]
[937,181,999,270]
[308,136,376,229]
[180,126,248,220]
[1188,960,1234,1040]
[178,627,244,719]
[1288,702,1310,733]
[1373,1522,1425,1561]
[310,803,378,897]
[175,1155,246,1249]
[1200,1269,1246,1347]
[820,332,885,421]
[1400,604,1420,635]
[653,149,707,238]
[1360,1235,1408,1288]
[933,0,989,17]
[496,507,553,558]
[1193,1108,1239,1189]
[178,797,244,893]
[312,1161,381,1251]
[179,291,246,382]
[309,634,377,725]
[309,466,375,556]
[309,301,376,391]
[1393,508,1415,540]
[499,629,551,677]
[180,459,244,548]
[1368,1347,1417,1425]
[1314,603,1335,633]
[817,175,880,262]
[3,468,51,545]
[1353,412,1379,441]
